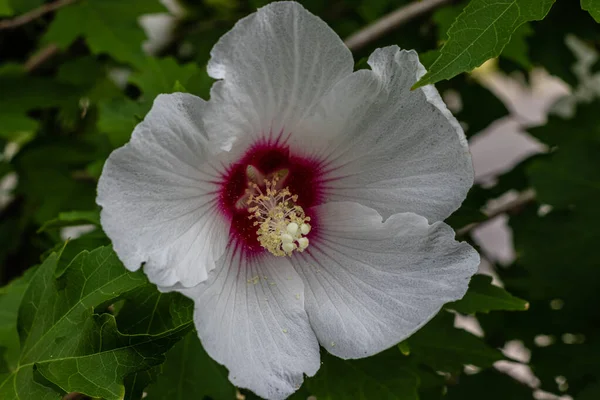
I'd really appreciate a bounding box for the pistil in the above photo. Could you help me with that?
[246,176,311,256]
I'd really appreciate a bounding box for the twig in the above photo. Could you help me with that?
[63,393,86,400]
[0,0,78,30]
[456,189,536,237]
[24,43,59,72]
[344,0,452,52]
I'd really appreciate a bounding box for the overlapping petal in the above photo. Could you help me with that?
[177,247,320,400]
[97,93,228,288]
[204,1,354,150]
[290,202,479,359]
[296,46,473,222]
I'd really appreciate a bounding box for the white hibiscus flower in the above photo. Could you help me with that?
[97,1,479,399]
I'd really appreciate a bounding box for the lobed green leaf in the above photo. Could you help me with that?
[414,0,556,88]
[144,331,235,400]
[0,245,191,399]
[43,0,165,67]
[581,0,600,22]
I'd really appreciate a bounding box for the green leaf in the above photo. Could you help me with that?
[98,58,209,148]
[56,56,122,105]
[0,246,176,399]
[0,0,13,16]
[531,338,600,396]
[43,0,165,67]
[129,57,208,101]
[414,0,556,88]
[18,247,146,364]
[528,0,599,86]
[510,203,600,309]
[35,314,190,400]
[446,274,529,314]
[453,76,508,137]
[98,97,147,148]
[116,284,193,335]
[581,0,600,22]
[54,233,111,276]
[407,312,504,373]
[445,370,533,400]
[0,65,79,144]
[145,331,236,400]
[173,80,188,93]
[114,284,203,399]
[433,3,465,41]
[527,101,600,211]
[303,348,420,400]
[115,282,197,398]
[7,0,44,14]
[14,139,100,224]
[123,367,160,400]
[0,270,35,372]
[37,210,100,233]
[501,22,533,68]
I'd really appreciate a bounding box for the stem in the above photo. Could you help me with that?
[344,0,452,52]
[24,44,59,72]
[0,0,78,30]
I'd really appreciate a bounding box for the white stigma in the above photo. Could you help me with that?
[247,176,311,256]
[286,222,299,235]
[297,237,309,250]
[281,233,294,243]
[300,223,311,235]
[282,242,296,253]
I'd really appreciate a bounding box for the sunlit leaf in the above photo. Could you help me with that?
[414,0,556,87]
[581,0,600,22]
[0,0,13,17]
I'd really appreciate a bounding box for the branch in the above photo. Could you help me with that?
[24,43,59,72]
[344,0,452,52]
[63,393,86,400]
[0,0,78,30]
[456,189,536,237]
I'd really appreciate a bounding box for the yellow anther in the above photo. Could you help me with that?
[246,176,311,256]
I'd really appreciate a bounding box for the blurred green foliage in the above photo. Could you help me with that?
[1,0,599,399]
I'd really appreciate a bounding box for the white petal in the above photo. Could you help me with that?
[298,46,473,222]
[204,1,353,150]
[97,93,228,288]
[178,247,320,400]
[290,201,479,359]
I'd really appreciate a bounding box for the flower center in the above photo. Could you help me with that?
[218,141,324,255]
[245,173,311,256]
